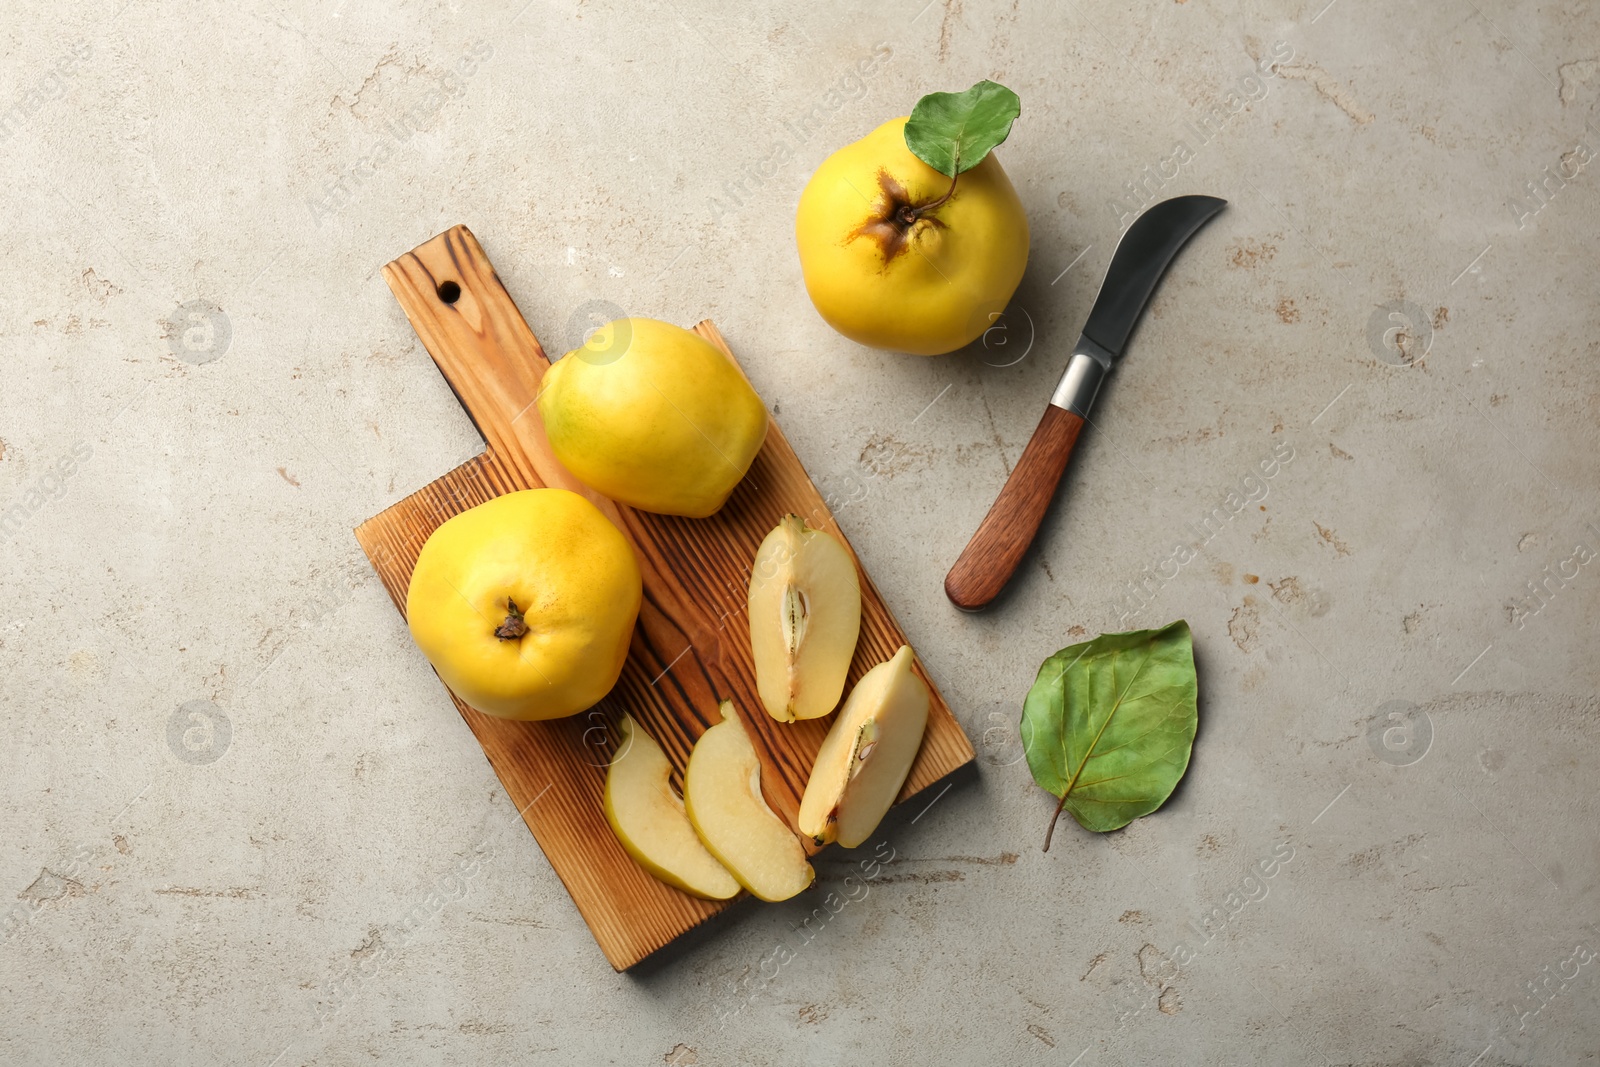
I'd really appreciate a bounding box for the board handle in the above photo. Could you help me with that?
[944,405,1085,611]
[382,225,614,513]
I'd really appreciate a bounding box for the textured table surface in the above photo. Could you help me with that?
[3,1,1598,1064]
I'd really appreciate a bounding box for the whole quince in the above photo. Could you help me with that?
[537,318,768,518]
[795,115,1029,355]
[405,489,641,720]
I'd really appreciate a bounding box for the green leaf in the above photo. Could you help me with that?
[903,80,1022,177]
[1021,621,1198,843]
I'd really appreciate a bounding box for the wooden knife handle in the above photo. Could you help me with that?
[944,405,1086,611]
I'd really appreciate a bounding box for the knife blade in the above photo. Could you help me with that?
[944,194,1226,611]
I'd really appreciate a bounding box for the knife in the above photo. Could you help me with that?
[944,194,1227,611]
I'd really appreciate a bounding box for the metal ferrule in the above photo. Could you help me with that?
[1048,335,1115,417]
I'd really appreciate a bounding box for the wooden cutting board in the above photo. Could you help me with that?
[355,225,974,970]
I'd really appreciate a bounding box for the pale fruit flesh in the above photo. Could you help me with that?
[798,645,930,848]
[604,714,739,900]
[748,515,862,722]
[684,700,815,902]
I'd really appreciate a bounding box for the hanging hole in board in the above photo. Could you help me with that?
[437,280,461,304]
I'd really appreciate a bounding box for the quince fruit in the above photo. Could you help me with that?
[405,489,641,720]
[795,116,1029,355]
[537,318,768,518]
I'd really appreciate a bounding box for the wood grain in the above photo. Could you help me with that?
[356,225,975,971]
[944,404,1086,611]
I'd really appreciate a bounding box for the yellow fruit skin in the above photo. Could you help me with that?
[405,489,642,720]
[537,318,769,518]
[795,116,1030,356]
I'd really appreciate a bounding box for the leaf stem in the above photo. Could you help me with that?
[921,167,961,212]
[1042,790,1070,852]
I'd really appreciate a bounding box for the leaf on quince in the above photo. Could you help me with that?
[903,79,1021,177]
[1021,620,1199,845]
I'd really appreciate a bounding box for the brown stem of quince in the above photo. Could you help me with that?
[894,168,959,229]
[494,597,528,640]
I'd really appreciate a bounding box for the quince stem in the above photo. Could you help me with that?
[494,597,528,640]
[895,168,959,229]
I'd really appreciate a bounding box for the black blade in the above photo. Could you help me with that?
[1081,195,1226,359]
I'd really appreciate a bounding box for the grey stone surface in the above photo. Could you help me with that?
[3,0,1598,1063]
